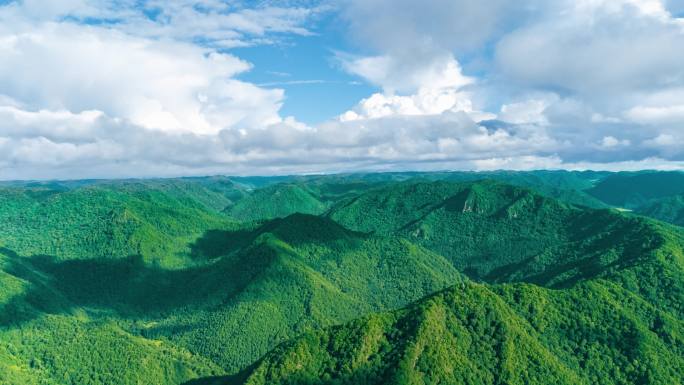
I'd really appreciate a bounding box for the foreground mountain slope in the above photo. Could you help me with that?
[237,224,684,385]
[0,313,222,385]
[240,279,684,385]
[0,211,463,382]
[0,249,224,385]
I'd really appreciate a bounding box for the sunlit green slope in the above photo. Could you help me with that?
[0,182,237,266]
[237,224,684,385]
[241,280,684,385]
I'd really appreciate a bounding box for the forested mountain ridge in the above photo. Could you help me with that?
[587,171,684,208]
[226,184,327,221]
[0,171,683,385]
[586,172,684,226]
[327,181,670,287]
[234,220,684,385]
[636,194,684,226]
[0,195,463,382]
[239,278,684,385]
[0,181,240,266]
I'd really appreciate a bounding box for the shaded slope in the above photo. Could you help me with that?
[636,194,684,227]
[144,214,464,372]
[0,250,223,385]
[587,171,684,209]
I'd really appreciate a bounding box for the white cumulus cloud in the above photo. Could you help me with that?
[1,0,684,179]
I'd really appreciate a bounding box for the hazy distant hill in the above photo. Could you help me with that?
[587,171,684,209]
[636,194,684,226]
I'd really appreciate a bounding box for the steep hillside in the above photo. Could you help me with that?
[0,212,463,382]
[237,225,684,385]
[240,280,684,385]
[143,214,464,372]
[327,181,660,286]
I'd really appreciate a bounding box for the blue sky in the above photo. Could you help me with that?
[233,12,377,124]
[0,0,683,179]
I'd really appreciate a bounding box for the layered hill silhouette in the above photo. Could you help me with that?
[586,172,684,226]
[1,173,683,385]
[235,191,684,384]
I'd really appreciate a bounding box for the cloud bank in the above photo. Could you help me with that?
[0,0,683,179]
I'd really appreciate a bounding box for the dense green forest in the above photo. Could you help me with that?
[0,171,683,385]
[635,194,684,227]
